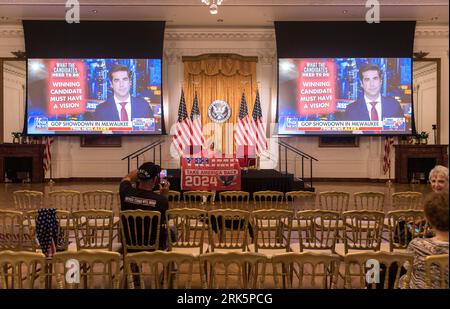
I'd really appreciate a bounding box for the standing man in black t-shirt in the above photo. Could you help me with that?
[119,162,170,250]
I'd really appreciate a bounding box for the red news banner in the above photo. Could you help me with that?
[297,59,337,116]
[47,60,86,116]
[181,156,241,191]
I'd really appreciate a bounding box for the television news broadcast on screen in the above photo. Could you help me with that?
[26,58,162,135]
[277,57,412,135]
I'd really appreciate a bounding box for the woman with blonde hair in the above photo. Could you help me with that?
[429,165,449,192]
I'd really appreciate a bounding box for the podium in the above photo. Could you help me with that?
[394,144,448,184]
[236,145,257,168]
[0,143,45,183]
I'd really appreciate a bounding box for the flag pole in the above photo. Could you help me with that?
[48,160,55,185]
[46,136,55,185]
[386,164,392,187]
[386,137,393,188]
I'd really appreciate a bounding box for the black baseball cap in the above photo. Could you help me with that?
[137,162,161,180]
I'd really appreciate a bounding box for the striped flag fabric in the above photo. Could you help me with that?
[172,89,192,155]
[43,136,54,173]
[190,92,205,151]
[251,89,268,155]
[383,136,394,174]
[234,92,254,147]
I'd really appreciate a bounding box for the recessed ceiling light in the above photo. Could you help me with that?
[342,10,348,14]
[91,9,98,14]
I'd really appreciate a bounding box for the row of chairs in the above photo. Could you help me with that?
[0,208,429,255]
[1,249,448,289]
[162,208,429,255]
[13,190,117,211]
[0,209,120,252]
[214,190,423,212]
[13,189,424,212]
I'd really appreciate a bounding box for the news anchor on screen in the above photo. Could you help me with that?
[93,64,153,121]
[342,64,404,121]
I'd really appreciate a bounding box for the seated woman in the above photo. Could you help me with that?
[429,165,449,192]
[405,165,449,238]
[400,191,449,288]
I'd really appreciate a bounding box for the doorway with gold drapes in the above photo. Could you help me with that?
[182,54,257,155]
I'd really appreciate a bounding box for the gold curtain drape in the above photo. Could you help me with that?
[183,54,258,155]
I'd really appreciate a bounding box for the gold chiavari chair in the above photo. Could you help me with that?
[52,250,121,289]
[120,210,161,256]
[82,190,120,241]
[183,191,215,209]
[383,193,422,240]
[344,251,413,289]
[285,191,316,211]
[208,209,250,252]
[166,208,208,256]
[125,251,197,289]
[24,209,72,288]
[391,192,422,210]
[318,191,350,242]
[249,209,293,257]
[82,190,115,210]
[318,191,350,212]
[120,210,162,289]
[25,209,71,252]
[296,210,340,254]
[285,191,316,240]
[153,190,182,209]
[353,192,385,212]
[335,210,385,256]
[218,191,250,210]
[425,254,449,289]
[48,190,82,211]
[72,210,116,251]
[13,190,44,210]
[166,190,181,209]
[271,252,341,289]
[253,191,284,210]
[0,210,24,251]
[0,251,47,289]
[199,252,268,289]
[295,211,341,287]
[386,210,429,252]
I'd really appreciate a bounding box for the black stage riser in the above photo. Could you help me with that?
[166,169,312,198]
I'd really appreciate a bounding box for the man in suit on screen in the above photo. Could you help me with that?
[342,63,404,121]
[93,64,153,121]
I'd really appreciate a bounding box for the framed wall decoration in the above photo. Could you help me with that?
[318,136,359,148]
[80,136,122,147]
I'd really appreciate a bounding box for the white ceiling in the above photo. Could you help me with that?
[0,0,448,27]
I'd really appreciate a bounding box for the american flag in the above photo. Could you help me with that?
[250,89,268,155]
[172,89,192,155]
[383,136,395,174]
[234,92,254,146]
[43,136,54,173]
[190,92,205,151]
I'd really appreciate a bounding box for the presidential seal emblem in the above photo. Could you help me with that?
[208,100,231,123]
